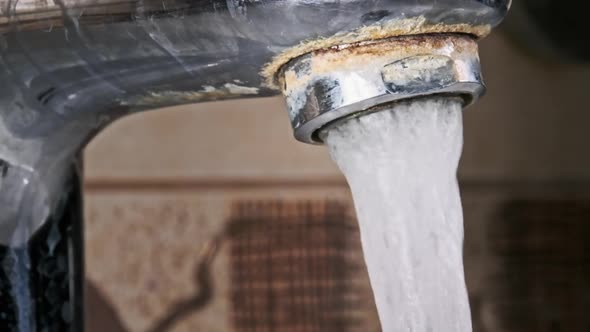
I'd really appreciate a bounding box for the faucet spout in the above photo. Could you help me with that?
[0,1,509,331]
[278,33,485,144]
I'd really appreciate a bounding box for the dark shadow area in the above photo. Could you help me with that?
[485,199,590,332]
[85,281,128,332]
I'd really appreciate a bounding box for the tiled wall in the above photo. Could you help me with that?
[85,187,383,332]
[83,96,362,331]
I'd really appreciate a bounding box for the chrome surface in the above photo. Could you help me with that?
[280,34,485,144]
[0,0,509,244]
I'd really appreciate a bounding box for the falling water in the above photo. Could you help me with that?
[324,97,471,332]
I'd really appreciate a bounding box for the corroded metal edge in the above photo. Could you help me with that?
[279,34,484,144]
[262,16,490,89]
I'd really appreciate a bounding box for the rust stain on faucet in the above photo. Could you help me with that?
[262,16,490,89]
[279,34,479,96]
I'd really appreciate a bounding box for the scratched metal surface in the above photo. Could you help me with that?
[0,0,509,244]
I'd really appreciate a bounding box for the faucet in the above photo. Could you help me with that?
[0,0,509,330]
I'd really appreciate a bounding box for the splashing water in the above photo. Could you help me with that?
[324,97,471,332]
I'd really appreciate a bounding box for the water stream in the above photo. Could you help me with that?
[324,97,471,332]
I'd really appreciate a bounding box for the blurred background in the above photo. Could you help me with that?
[82,4,590,332]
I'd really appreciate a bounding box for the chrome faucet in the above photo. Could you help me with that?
[0,0,509,330]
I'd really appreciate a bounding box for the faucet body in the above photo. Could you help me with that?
[0,0,509,330]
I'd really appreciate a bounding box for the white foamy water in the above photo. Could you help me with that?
[324,98,471,332]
